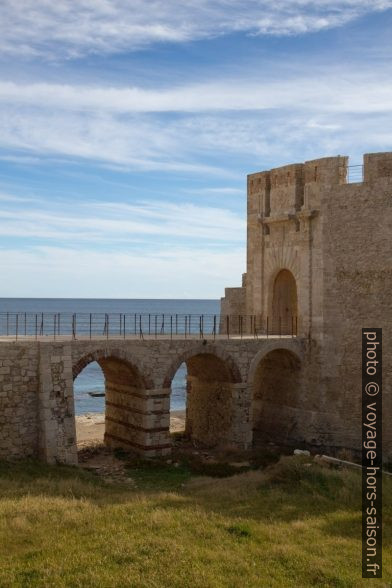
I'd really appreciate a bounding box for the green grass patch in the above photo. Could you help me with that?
[126,458,192,491]
[227,523,252,539]
[0,456,391,587]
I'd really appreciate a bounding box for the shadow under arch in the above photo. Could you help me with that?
[162,344,242,389]
[163,346,242,448]
[72,349,153,453]
[250,345,303,447]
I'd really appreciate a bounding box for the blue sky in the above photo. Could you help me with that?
[0,0,391,298]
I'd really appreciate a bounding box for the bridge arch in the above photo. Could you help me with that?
[163,345,242,448]
[249,343,303,447]
[72,349,157,454]
[72,347,151,386]
[162,343,242,388]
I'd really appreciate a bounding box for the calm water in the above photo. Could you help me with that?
[1,298,219,415]
[74,361,187,415]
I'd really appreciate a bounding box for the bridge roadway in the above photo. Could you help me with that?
[0,334,305,465]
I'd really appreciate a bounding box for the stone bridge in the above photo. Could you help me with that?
[0,336,314,465]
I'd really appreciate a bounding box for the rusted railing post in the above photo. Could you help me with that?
[161,314,165,334]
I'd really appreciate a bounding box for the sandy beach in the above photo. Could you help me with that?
[75,410,186,446]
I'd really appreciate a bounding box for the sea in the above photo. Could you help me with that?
[0,298,220,415]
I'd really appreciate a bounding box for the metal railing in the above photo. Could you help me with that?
[346,164,363,183]
[0,312,299,341]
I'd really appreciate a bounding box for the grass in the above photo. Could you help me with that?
[0,456,391,587]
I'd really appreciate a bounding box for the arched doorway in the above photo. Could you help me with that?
[73,354,149,453]
[272,269,298,335]
[252,348,301,446]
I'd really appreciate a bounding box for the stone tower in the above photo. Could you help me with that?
[221,152,392,457]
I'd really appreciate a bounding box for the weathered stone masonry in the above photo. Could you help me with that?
[221,151,392,459]
[0,337,306,464]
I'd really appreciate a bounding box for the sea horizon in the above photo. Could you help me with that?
[3,298,220,415]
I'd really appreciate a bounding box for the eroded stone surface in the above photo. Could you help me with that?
[221,151,392,459]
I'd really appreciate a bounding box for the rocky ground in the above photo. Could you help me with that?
[76,410,186,483]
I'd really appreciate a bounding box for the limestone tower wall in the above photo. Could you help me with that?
[221,151,392,456]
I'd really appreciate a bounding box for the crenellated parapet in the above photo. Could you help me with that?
[364,151,392,182]
[248,155,350,222]
[222,151,392,460]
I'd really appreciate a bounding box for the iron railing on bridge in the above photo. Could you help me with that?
[345,164,364,183]
[0,312,298,341]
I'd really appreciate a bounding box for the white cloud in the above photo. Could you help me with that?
[0,194,246,297]
[0,191,44,203]
[185,187,244,195]
[1,75,392,114]
[0,197,245,244]
[0,71,392,172]
[0,1,391,58]
[0,245,245,298]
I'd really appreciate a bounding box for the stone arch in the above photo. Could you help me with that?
[72,349,159,454]
[72,347,150,387]
[162,345,242,448]
[248,340,303,385]
[249,345,303,447]
[162,343,242,389]
[268,268,298,334]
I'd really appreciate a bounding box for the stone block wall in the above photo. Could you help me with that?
[219,279,247,334]
[0,343,39,459]
[223,151,392,459]
[38,343,77,465]
[1,337,313,464]
[319,173,392,456]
